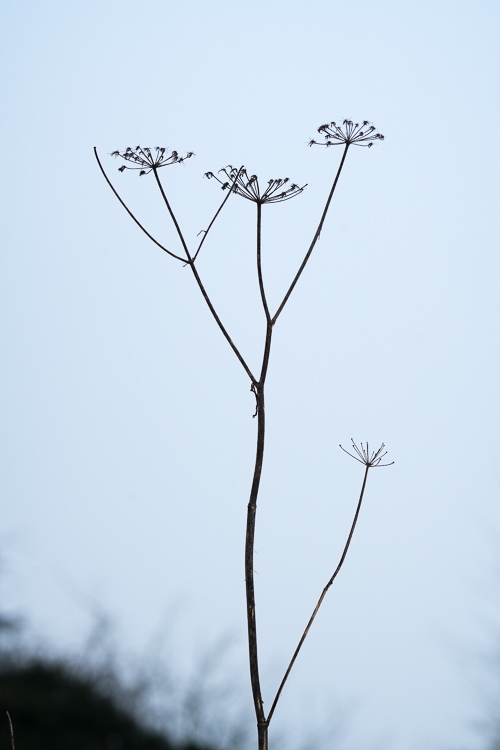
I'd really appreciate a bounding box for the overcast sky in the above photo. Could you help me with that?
[1,1,500,749]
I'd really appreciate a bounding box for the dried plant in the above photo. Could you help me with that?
[95,118,391,750]
[6,712,15,750]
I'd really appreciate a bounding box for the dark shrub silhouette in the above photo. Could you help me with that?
[0,658,214,750]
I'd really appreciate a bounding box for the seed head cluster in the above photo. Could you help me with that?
[309,120,384,148]
[205,166,307,204]
[340,439,393,467]
[111,146,194,176]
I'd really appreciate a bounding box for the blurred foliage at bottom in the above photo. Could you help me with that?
[0,657,214,750]
[0,606,243,750]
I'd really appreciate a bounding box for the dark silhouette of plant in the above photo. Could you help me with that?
[0,659,205,750]
[0,611,246,750]
[95,118,391,750]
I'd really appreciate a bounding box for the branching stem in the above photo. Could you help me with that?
[94,149,188,263]
[95,149,256,384]
[245,147,352,745]
[153,168,257,383]
[95,137,381,750]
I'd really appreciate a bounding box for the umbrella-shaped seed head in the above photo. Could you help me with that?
[111,146,194,175]
[340,439,393,467]
[205,165,306,204]
[309,120,384,148]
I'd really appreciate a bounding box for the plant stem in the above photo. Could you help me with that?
[153,168,192,260]
[93,149,188,263]
[272,143,350,324]
[245,380,268,750]
[256,203,271,324]
[266,463,370,725]
[245,200,276,749]
[188,260,257,384]
[193,166,244,262]
[153,169,257,384]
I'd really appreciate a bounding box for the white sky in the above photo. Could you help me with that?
[1,1,500,749]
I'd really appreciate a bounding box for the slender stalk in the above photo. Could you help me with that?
[244,200,277,749]
[190,260,257,383]
[272,143,350,325]
[152,169,257,384]
[266,463,370,725]
[94,149,188,263]
[153,168,192,260]
[256,203,271,324]
[6,712,15,750]
[193,166,244,262]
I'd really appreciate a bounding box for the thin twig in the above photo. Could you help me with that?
[153,168,192,261]
[6,712,15,750]
[272,143,350,325]
[150,167,258,384]
[94,149,188,263]
[154,168,256,382]
[256,203,271,324]
[96,148,256,383]
[266,463,370,725]
[189,260,257,384]
[193,166,244,262]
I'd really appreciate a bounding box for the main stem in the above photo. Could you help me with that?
[245,380,268,750]
[246,201,273,749]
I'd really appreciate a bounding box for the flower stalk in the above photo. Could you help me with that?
[95,120,387,750]
[266,441,393,725]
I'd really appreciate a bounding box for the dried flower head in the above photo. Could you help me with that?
[205,165,306,204]
[309,120,384,149]
[111,146,194,176]
[340,439,393,467]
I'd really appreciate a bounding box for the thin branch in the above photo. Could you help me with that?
[94,148,188,263]
[193,166,244,262]
[266,463,370,725]
[153,168,192,261]
[259,322,273,387]
[189,260,257,384]
[153,169,257,384]
[6,712,15,750]
[271,143,350,325]
[256,203,271,324]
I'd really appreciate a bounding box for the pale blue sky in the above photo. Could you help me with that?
[1,1,500,748]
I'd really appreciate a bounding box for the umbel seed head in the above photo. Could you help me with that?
[205,165,307,204]
[309,120,384,148]
[340,439,394,467]
[111,146,194,176]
